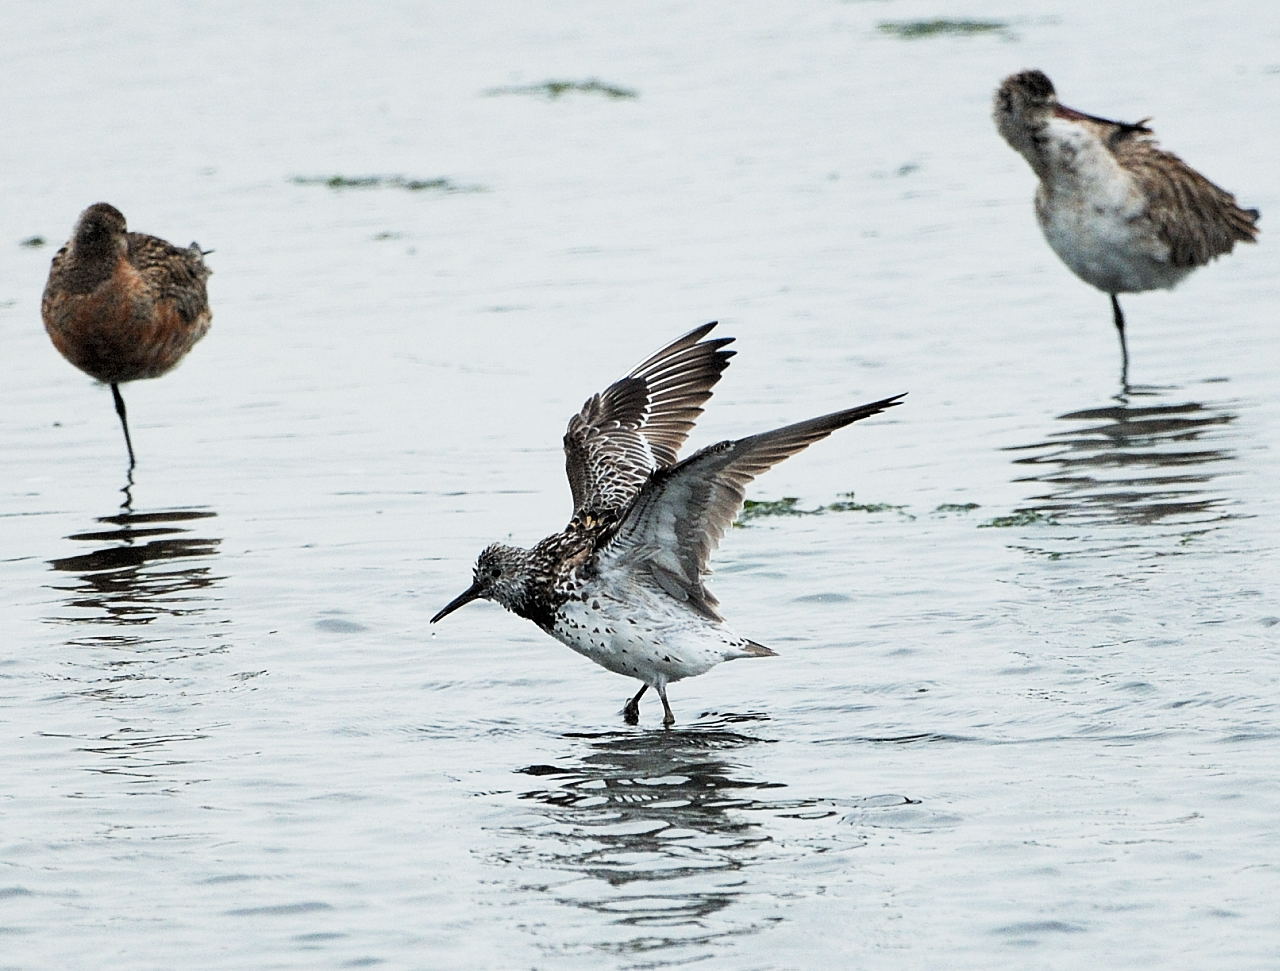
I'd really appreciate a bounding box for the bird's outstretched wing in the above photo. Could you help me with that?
[598,393,906,619]
[564,322,736,518]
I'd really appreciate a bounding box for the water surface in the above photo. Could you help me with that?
[2,1,1278,967]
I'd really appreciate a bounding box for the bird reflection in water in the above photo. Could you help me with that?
[506,716,913,960]
[47,507,222,632]
[45,507,226,786]
[1005,386,1238,527]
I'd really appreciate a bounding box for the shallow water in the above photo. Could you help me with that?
[3,1,1279,967]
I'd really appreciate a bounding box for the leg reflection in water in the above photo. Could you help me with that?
[1005,386,1239,528]
[491,717,917,962]
[47,507,222,631]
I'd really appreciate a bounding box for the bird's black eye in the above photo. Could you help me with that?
[488,565,501,579]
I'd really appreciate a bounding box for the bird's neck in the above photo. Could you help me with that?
[1035,118,1130,197]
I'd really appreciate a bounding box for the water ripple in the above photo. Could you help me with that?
[492,726,918,962]
[1006,386,1240,529]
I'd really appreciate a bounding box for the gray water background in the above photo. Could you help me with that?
[2,1,1278,967]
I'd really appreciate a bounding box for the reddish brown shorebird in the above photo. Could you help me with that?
[993,70,1259,383]
[42,202,212,467]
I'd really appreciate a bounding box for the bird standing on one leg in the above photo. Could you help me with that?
[430,322,904,727]
[993,70,1259,384]
[42,203,213,467]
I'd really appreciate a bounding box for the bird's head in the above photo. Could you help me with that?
[431,543,537,622]
[993,69,1058,157]
[72,203,128,256]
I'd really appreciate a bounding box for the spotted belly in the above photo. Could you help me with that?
[549,593,747,685]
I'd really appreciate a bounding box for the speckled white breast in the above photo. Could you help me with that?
[1035,119,1191,295]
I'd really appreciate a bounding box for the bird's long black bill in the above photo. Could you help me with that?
[1054,102,1151,135]
[430,581,483,623]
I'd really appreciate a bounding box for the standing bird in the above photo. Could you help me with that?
[431,322,904,726]
[42,202,213,467]
[993,70,1259,382]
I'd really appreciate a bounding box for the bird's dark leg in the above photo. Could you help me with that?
[1110,294,1130,389]
[656,682,676,728]
[111,383,137,468]
[623,684,647,725]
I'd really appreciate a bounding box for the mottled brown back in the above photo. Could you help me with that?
[1116,136,1260,267]
[125,233,212,327]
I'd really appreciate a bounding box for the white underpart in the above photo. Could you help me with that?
[1035,118,1191,295]
[551,582,755,687]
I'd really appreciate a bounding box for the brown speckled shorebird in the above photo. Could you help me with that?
[993,70,1259,383]
[42,203,212,467]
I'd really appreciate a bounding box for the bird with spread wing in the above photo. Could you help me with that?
[431,322,904,726]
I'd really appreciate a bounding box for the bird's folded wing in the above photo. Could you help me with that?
[127,232,212,324]
[1112,142,1261,267]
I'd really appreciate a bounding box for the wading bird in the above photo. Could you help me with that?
[42,202,212,466]
[993,70,1258,383]
[432,323,904,726]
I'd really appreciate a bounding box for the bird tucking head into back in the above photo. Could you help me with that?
[993,69,1060,161]
[431,542,540,623]
[70,202,129,258]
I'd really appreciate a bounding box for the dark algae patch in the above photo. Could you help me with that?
[290,175,484,193]
[738,493,915,524]
[737,496,1037,527]
[824,493,913,517]
[19,235,46,248]
[978,510,1060,528]
[739,497,812,522]
[486,78,638,100]
[877,19,1010,39]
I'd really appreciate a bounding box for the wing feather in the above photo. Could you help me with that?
[127,232,212,327]
[564,322,735,516]
[600,393,906,619]
[1106,129,1260,267]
